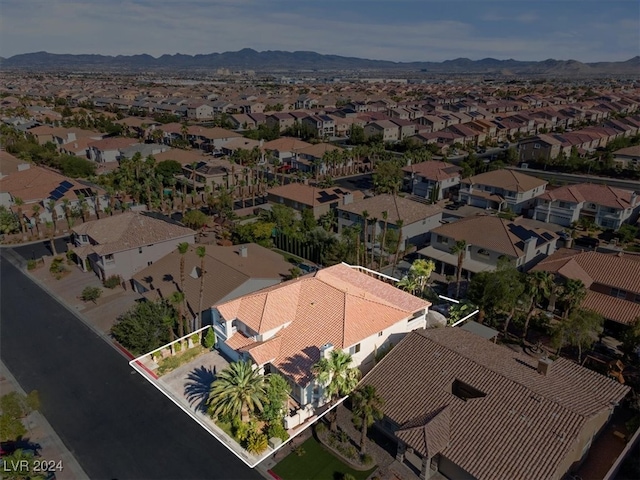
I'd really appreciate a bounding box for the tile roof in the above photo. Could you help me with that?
[266,183,354,207]
[87,137,139,151]
[533,249,640,325]
[296,142,342,159]
[361,328,630,480]
[72,212,195,256]
[431,215,557,258]
[132,243,291,317]
[338,194,443,226]
[462,169,547,192]
[538,183,637,210]
[262,137,312,152]
[402,161,462,182]
[0,165,96,204]
[217,263,430,385]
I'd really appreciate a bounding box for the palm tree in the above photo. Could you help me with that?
[312,349,360,431]
[391,219,404,278]
[522,271,554,340]
[14,197,26,234]
[559,278,587,319]
[450,240,468,298]
[61,198,73,229]
[380,211,389,268]
[47,200,58,231]
[45,221,57,255]
[369,217,377,269]
[177,242,190,333]
[351,385,384,454]
[397,275,419,295]
[207,360,267,422]
[361,210,369,266]
[170,291,185,338]
[196,246,206,330]
[31,204,41,236]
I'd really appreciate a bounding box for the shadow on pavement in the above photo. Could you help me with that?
[184,365,217,413]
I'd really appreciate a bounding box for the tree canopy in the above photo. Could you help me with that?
[111,299,177,355]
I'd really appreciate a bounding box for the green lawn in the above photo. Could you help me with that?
[271,436,375,480]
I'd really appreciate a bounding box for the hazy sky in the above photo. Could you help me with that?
[1,0,638,62]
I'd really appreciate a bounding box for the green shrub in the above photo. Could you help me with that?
[203,327,216,349]
[27,259,37,270]
[49,257,67,278]
[361,453,374,465]
[81,286,102,303]
[266,421,289,441]
[339,430,349,443]
[293,445,306,457]
[103,275,121,289]
[245,432,269,455]
[343,475,357,480]
[190,333,199,345]
[156,345,205,375]
[315,422,327,434]
[174,341,182,353]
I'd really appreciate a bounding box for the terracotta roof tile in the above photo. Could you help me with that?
[539,183,637,210]
[217,263,430,385]
[338,194,442,226]
[402,161,461,182]
[462,169,547,192]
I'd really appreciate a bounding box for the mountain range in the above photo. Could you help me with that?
[1,49,639,75]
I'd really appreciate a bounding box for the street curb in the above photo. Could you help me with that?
[0,360,90,480]
[0,249,132,363]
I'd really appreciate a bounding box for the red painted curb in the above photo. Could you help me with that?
[267,470,282,480]
[113,340,135,360]
[136,360,158,379]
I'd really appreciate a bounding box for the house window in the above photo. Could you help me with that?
[81,235,88,243]
[534,143,541,149]
[105,254,114,261]
[378,331,383,337]
[477,248,490,257]
[436,235,445,244]
[611,288,627,299]
[349,343,361,355]
[147,261,153,266]
[138,247,143,254]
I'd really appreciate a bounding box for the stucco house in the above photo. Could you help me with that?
[266,183,361,219]
[458,169,547,215]
[337,194,443,251]
[361,327,629,480]
[70,212,196,281]
[533,183,640,230]
[418,215,558,277]
[402,161,462,201]
[211,263,431,407]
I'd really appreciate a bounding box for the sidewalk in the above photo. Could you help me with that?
[0,361,89,480]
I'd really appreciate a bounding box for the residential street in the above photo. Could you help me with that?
[0,251,261,480]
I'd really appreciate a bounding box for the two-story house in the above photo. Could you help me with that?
[301,114,336,139]
[266,113,296,133]
[337,194,443,252]
[402,161,461,201]
[533,184,640,230]
[418,215,558,278]
[211,263,431,407]
[363,120,400,143]
[70,212,196,281]
[458,169,547,215]
[532,249,640,332]
[87,137,139,163]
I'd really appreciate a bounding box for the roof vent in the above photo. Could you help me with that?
[190,266,201,279]
[239,245,248,257]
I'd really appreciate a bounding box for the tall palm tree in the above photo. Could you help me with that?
[170,291,185,338]
[31,204,41,236]
[312,349,360,431]
[450,240,468,298]
[380,211,389,268]
[391,219,404,278]
[45,221,57,255]
[351,385,384,454]
[361,210,369,266]
[207,360,267,422]
[47,199,58,231]
[369,217,377,269]
[61,198,72,229]
[196,246,206,330]
[522,271,554,339]
[177,242,190,333]
[559,278,587,319]
[14,197,26,234]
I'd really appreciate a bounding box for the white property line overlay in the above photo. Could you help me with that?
[343,262,400,282]
[129,329,348,469]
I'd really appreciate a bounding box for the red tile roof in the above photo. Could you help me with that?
[538,183,637,210]
[402,161,461,181]
[217,263,430,385]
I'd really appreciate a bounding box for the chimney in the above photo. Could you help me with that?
[320,342,334,359]
[524,236,537,258]
[537,357,553,376]
[239,245,248,258]
[631,191,638,207]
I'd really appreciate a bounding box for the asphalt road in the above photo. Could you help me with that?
[10,237,70,260]
[0,252,261,480]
